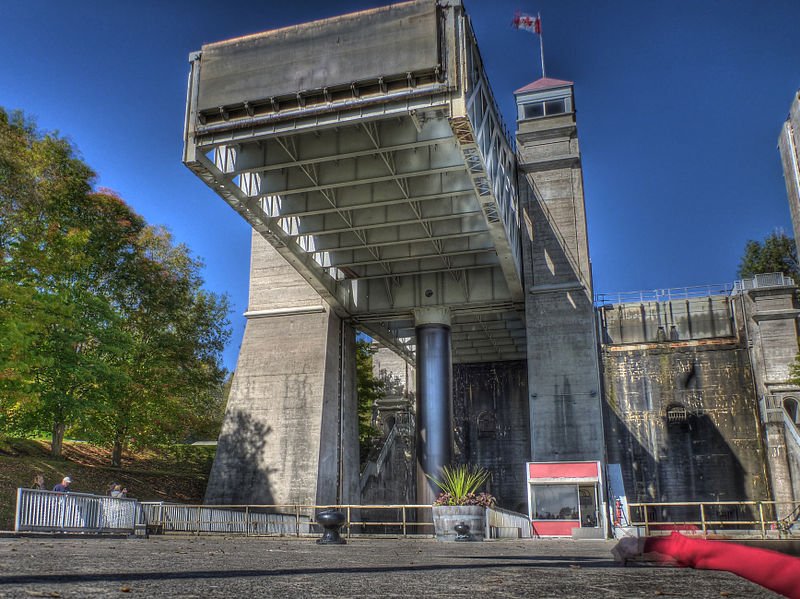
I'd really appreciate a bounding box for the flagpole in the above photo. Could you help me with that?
[538,12,546,78]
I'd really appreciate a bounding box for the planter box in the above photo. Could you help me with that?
[432,505,485,541]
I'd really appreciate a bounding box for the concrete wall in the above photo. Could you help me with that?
[780,90,800,252]
[598,297,735,345]
[601,283,800,519]
[205,231,359,507]
[517,90,605,464]
[452,361,530,512]
[602,338,769,508]
[196,0,440,112]
[739,285,800,513]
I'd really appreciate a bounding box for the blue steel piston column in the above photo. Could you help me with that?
[414,307,454,505]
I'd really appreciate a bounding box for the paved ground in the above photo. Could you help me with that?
[0,535,782,598]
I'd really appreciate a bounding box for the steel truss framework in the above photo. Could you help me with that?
[184,10,525,364]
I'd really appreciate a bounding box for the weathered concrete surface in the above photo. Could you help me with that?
[602,338,769,507]
[0,536,781,598]
[453,361,530,513]
[598,297,735,345]
[205,232,359,507]
[740,284,800,514]
[516,82,604,463]
[780,89,800,253]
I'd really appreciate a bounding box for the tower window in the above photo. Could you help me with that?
[520,97,570,120]
[544,99,566,115]
[524,103,544,118]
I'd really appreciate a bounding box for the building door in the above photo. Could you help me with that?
[579,485,598,527]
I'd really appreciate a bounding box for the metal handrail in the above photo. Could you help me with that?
[627,500,800,538]
[139,502,436,538]
[595,284,734,307]
[15,488,143,534]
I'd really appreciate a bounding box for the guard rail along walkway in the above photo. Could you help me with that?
[15,490,533,540]
[15,488,146,535]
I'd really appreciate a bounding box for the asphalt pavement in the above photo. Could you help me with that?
[0,535,782,598]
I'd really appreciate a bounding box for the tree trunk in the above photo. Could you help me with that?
[111,438,124,468]
[51,421,65,458]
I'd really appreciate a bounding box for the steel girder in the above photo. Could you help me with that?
[183,5,526,364]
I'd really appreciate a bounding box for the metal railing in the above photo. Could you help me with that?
[627,501,800,538]
[16,491,534,540]
[596,273,797,307]
[15,488,144,534]
[595,283,734,307]
[733,272,796,291]
[141,503,436,538]
[485,506,533,539]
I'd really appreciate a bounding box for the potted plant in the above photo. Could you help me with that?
[428,465,496,541]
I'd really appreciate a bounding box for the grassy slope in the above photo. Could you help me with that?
[0,437,214,530]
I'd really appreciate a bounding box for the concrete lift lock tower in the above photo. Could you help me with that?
[183,0,603,513]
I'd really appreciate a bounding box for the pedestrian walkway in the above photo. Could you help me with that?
[0,536,782,597]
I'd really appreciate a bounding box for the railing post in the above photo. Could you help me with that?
[758,503,766,539]
[402,506,407,538]
[295,505,301,537]
[245,506,250,537]
[700,504,706,535]
[14,488,23,532]
[643,506,650,536]
[347,506,352,539]
[196,506,202,536]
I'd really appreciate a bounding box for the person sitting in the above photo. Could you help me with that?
[52,476,72,492]
[110,484,127,498]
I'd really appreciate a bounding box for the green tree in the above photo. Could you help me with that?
[0,108,231,464]
[737,231,799,281]
[0,110,134,455]
[355,339,383,463]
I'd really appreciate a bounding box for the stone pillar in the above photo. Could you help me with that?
[205,231,358,508]
[739,282,800,515]
[514,79,604,463]
[414,307,453,505]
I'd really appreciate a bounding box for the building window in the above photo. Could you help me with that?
[477,411,497,438]
[521,97,570,120]
[532,484,579,520]
[544,99,566,115]
[666,404,688,423]
[523,103,544,119]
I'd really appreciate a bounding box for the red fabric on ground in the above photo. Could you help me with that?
[644,532,800,599]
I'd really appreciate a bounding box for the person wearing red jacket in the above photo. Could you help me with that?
[613,532,800,599]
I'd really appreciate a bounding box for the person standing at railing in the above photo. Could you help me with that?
[110,484,127,498]
[612,532,800,599]
[53,476,72,492]
[32,473,45,490]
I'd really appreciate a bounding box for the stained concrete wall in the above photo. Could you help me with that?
[779,90,800,253]
[738,285,800,513]
[599,297,734,345]
[205,231,359,507]
[453,361,530,513]
[602,338,769,507]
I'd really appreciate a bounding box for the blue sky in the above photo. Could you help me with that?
[2,1,799,370]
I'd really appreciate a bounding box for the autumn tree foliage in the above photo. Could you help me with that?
[0,108,230,465]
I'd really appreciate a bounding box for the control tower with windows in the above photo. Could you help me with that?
[515,78,604,464]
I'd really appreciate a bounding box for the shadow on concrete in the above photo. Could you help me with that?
[603,377,758,525]
[204,408,277,507]
[0,557,619,587]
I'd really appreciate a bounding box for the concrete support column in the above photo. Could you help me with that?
[414,307,453,505]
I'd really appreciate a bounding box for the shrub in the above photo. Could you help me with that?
[427,464,496,507]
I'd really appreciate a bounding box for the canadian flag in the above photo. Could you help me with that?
[512,12,541,35]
